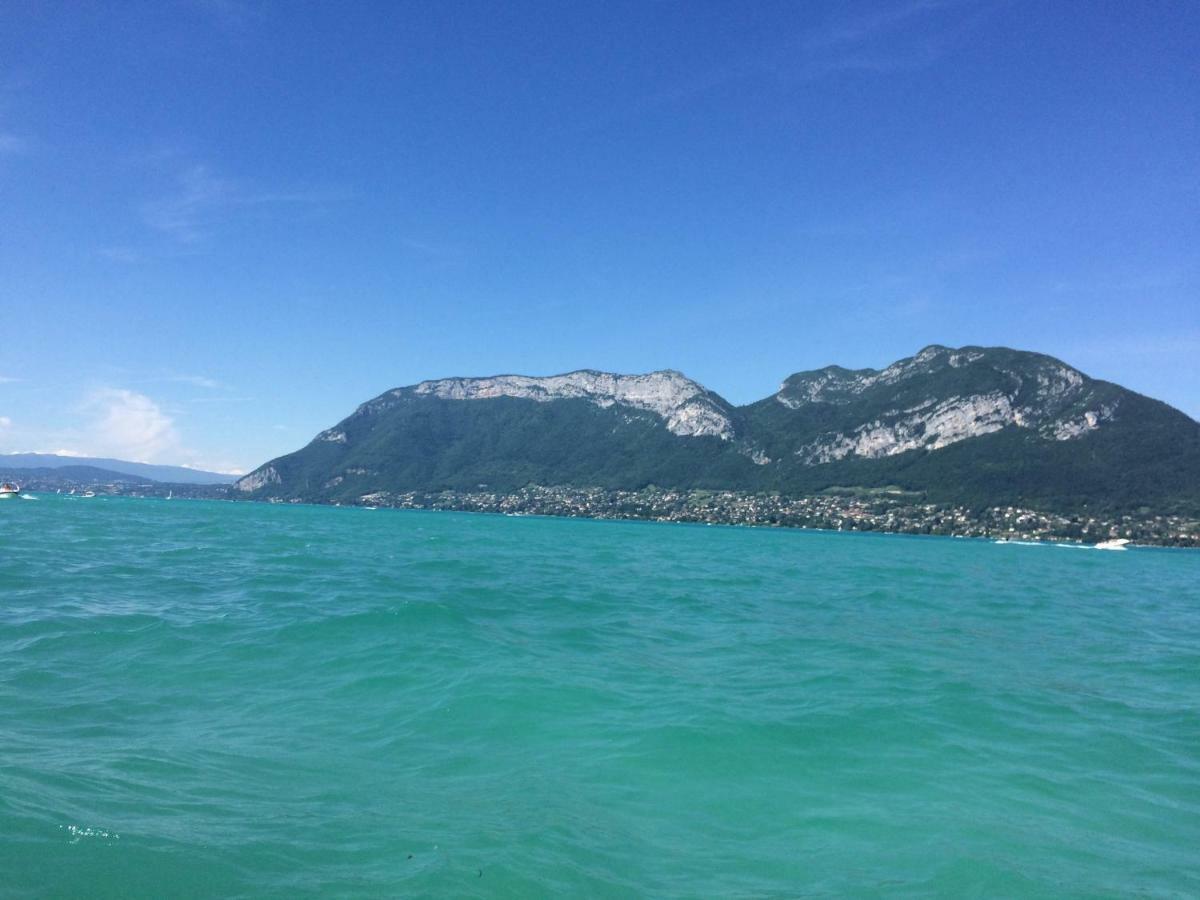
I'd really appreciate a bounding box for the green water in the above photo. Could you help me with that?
[2,495,1198,897]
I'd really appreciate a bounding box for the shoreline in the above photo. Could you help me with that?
[274,485,1200,549]
[20,487,1200,549]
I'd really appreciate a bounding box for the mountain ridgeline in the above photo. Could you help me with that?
[0,454,237,485]
[236,346,1200,514]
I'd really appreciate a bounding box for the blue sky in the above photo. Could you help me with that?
[1,0,1197,472]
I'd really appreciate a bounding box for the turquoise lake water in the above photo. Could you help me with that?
[2,495,1198,897]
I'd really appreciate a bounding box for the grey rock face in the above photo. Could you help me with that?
[406,370,737,439]
[234,465,280,492]
[797,392,1019,463]
[780,345,1118,463]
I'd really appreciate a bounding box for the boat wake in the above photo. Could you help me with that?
[995,538,1130,551]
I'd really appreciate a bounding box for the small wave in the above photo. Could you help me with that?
[59,824,120,844]
[3,496,1195,898]
[21,494,38,500]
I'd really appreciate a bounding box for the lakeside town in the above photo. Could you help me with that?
[351,485,1200,548]
[6,467,1195,548]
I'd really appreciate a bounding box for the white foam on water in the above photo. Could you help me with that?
[59,824,120,844]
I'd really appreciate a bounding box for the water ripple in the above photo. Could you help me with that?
[1,497,1198,897]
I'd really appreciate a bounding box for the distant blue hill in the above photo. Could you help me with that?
[0,465,156,485]
[0,453,237,484]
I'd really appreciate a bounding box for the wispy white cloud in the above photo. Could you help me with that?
[1056,332,1200,360]
[80,388,183,463]
[0,376,21,384]
[0,387,247,471]
[139,162,340,244]
[140,164,236,243]
[168,373,226,390]
[563,0,992,134]
[0,132,27,154]
[97,246,144,264]
[187,395,255,404]
[1048,266,1193,295]
[791,0,993,81]
[189,0,265,32]
[400,236,464,258]
[110,369,233,392]
[805,0,955,50]
[1,448,82,458]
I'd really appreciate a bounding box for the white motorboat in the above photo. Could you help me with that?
[1095,538,1131,551]
[0,481,19,499]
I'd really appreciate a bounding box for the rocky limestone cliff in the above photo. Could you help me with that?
[778,345,1119,462]
[398,369,738,440]
[777,347,993,406]
[234,464,280,492]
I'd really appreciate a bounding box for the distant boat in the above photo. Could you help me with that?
[1095,538,1131,551]
[81,490,96,499]
[0,482,19,499]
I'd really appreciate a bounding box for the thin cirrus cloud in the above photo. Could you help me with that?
[563,0,989,136]
[0,133,27,154]
[138,162,342,244]
[139,163,240,244]
[97,246,144,264]
[792,0,994,81]
[805,0,961,50]
[189,0,266,32]
[168,373,226,390]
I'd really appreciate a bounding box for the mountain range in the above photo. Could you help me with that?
[0,453,237,485]
[235,345,1200,515]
